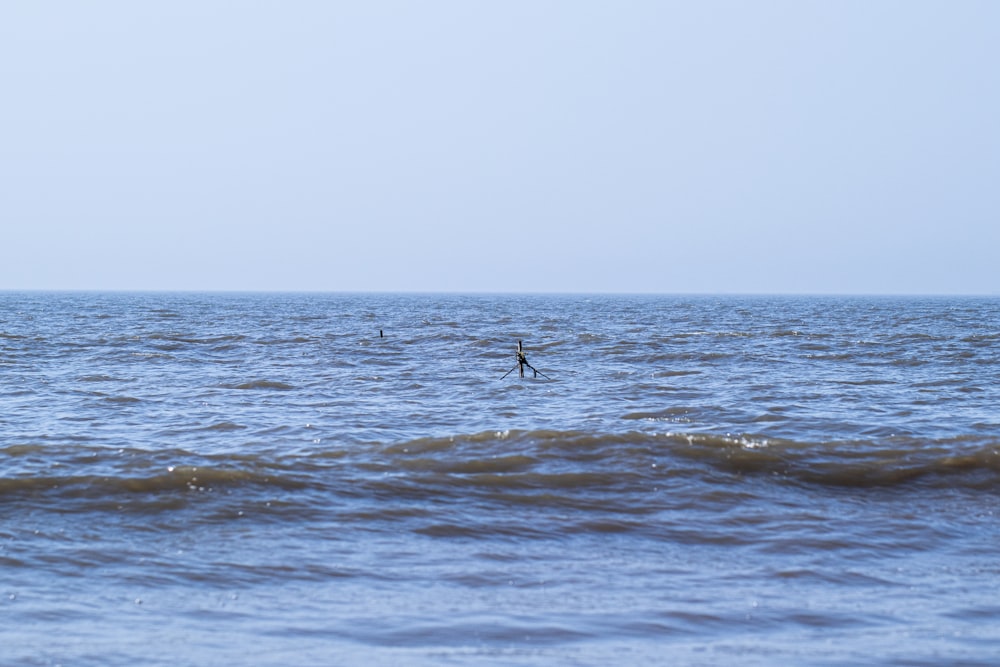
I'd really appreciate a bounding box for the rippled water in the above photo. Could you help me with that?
[2,292,1000,665]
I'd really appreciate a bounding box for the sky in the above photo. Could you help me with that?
[1,1,998,294]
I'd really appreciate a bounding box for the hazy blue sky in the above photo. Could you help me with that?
[2,1,997,293]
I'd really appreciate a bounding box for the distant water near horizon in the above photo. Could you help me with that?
[2,292,1000,665]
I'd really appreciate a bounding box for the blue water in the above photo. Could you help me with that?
[2,293,1000,665]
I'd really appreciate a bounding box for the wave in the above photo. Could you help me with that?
[78,374,129,383]
[2,431,998,515]
[380,429,1000,490]
[200,421,246,431]
[0,467,292,497]
[0,445,311,512]
[223,380,295,391]
[147,333,247,345]
[256,336,315,345]
[104,395,141,403]
[659,431,1000,488]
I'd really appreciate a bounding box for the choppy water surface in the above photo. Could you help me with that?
[2,292,1000,665]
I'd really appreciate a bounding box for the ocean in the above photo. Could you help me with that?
[2,292,999,665]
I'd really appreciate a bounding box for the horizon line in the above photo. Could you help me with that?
[2,288,997,298]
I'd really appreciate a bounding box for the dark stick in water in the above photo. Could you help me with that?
[501,340,550,380]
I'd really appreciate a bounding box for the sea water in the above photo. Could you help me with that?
[2,292,999,665]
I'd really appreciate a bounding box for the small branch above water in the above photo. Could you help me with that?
[501,340,551,380]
